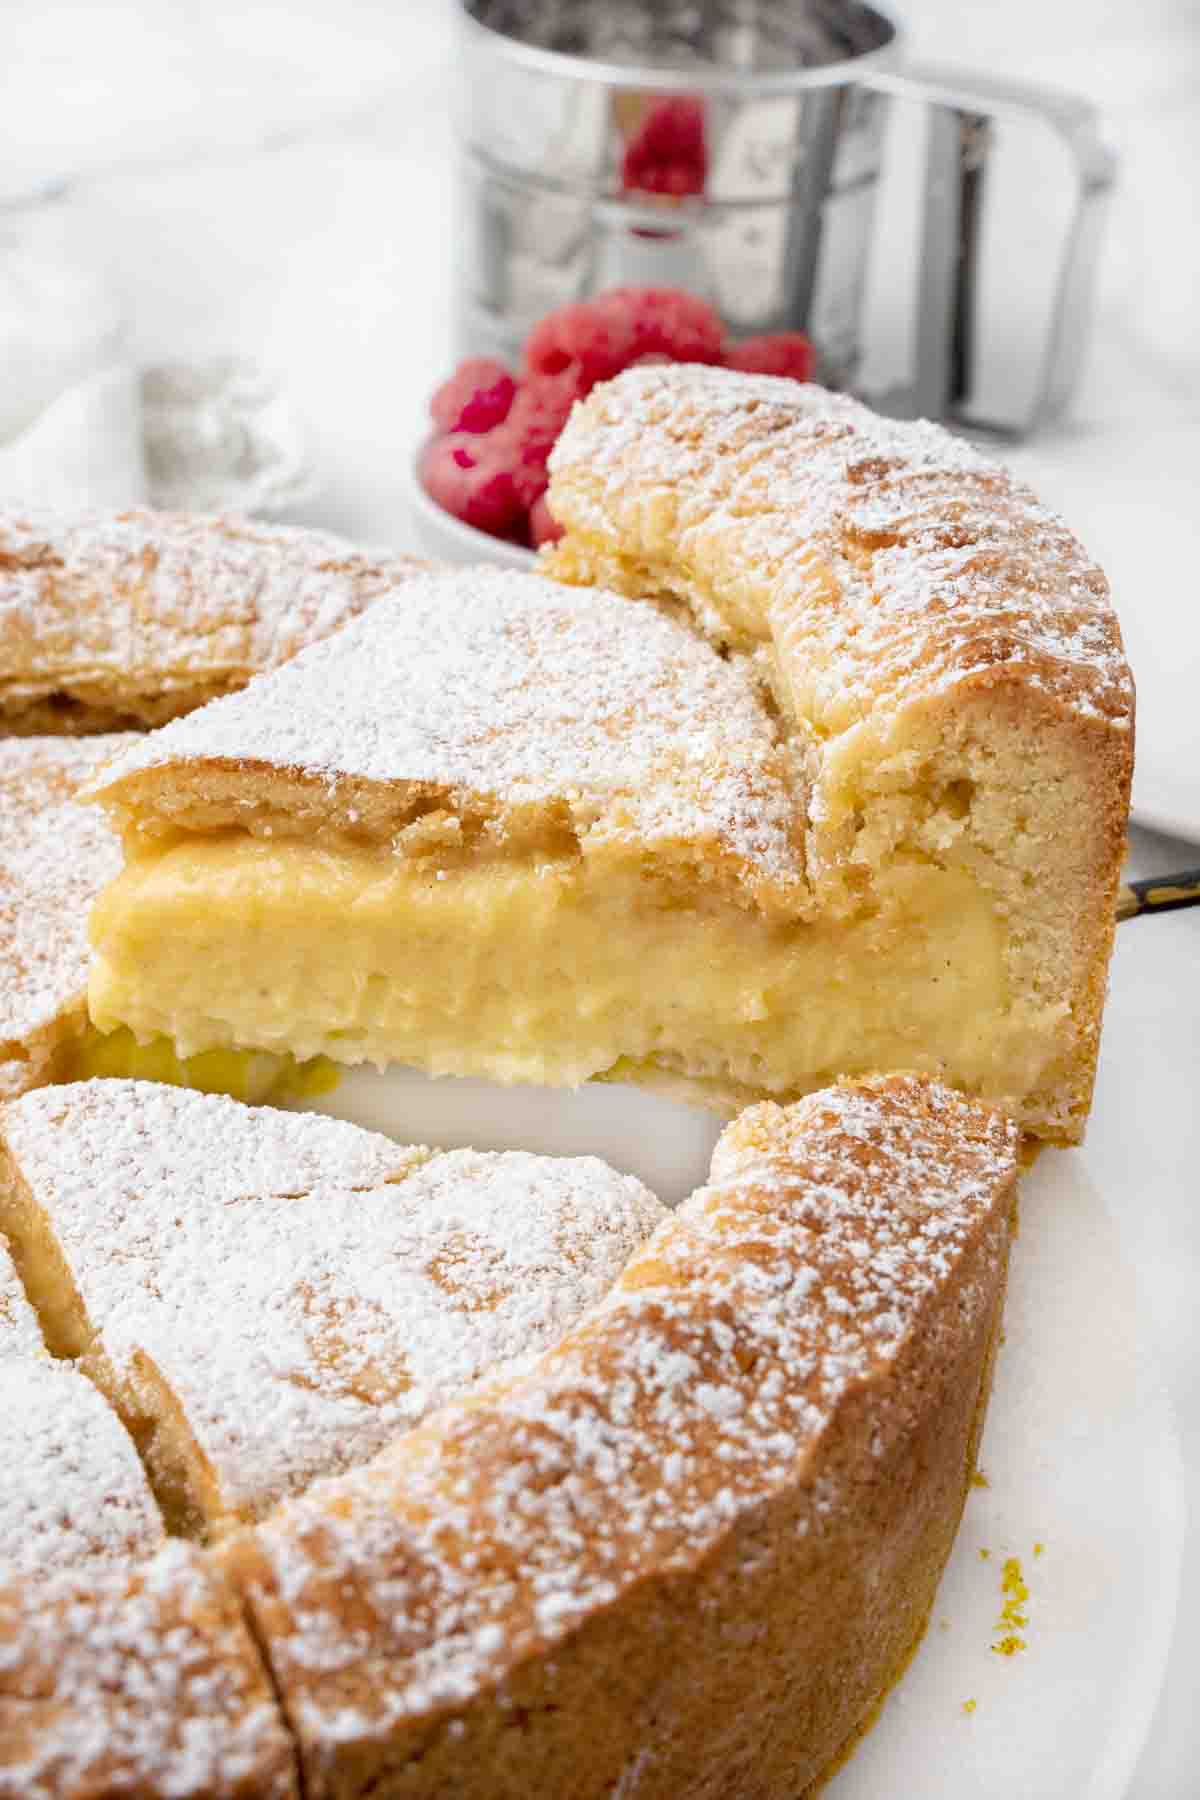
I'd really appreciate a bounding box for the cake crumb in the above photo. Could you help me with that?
[962,1698,977,1715]
[991,1555,1029,1656]
[970,1468,989,1489]
[978,1547,991,1561]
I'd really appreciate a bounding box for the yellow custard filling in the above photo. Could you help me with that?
[87,832,1057,1112]
[59,1023,339,1106]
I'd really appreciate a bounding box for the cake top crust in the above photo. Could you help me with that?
[0,507,429,728]
[547,364,1133,735]
[240,1074,1018,1746]
[0,1080,666,1517]
[89,567,807,909]
[0,735,130,1089]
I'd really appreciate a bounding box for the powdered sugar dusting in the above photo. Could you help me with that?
[0,1539,297,1798]
[0,736,130,1091]
[0,507,429,725]
[1,1080,666,1519]
[0,1240,41,1359]
[243,1075,1017,1755]
[0,1361,164,1578]
[91,568,806,907]
[548,364,1133,731]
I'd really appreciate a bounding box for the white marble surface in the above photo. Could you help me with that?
[1,1,1198,1792]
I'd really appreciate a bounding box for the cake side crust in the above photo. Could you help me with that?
[224,1074,1018,1800]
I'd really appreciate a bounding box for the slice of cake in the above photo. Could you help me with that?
[0,507,429,735]
[89,375,1133,1145]
[0,1541,297,1798]
[224,1074,1018,1799]
[0,1237,163,1577]
[0,1080,666,1533]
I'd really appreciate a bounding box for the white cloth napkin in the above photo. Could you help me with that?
[0,361,147,509]
[0,353,316,518]
[0,212,313,516]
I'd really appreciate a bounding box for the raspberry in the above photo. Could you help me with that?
[504,371,581,457]
[419,434,520,537]
[491,371,583,508]
[530,493,564,548]
[523,302,636,389]
[621,97,707,199]
[600,287,724,365]
[429,358,517,435]
[723,332,815,382]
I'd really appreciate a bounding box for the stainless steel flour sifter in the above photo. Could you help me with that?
[455,0,1115,438]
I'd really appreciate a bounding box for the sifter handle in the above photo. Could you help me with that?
[861,61,1117,436]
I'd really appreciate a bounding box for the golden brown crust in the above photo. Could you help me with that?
[545,366,1131,730]
[223,1075,1017,1799]
[0,1541,298,1798]
[0,508,432,734]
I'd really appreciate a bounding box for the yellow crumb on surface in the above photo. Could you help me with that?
[978,1547,991,1561]
[970,1468,990,1489]
[1034,1541,1045,1557]
[962,1699,977,1716]
[991,1555,1029,1656]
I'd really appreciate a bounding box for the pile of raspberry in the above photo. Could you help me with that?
[421,287,813,549]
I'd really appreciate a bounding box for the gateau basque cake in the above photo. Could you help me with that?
[0,368,1129,1793]
[0,507,428,735]
[85,370,1132,1140]
[0,1073,1019,1798]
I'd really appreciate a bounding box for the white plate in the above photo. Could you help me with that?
[1004,426,1200,845]
[295,1065,1185,1799]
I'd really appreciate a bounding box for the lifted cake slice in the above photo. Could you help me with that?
[0,1237,164,1577]
[83,527,1117,1137]
[0,1080,665,1534]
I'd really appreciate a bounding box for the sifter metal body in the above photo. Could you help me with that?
[455,1,1115,439]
